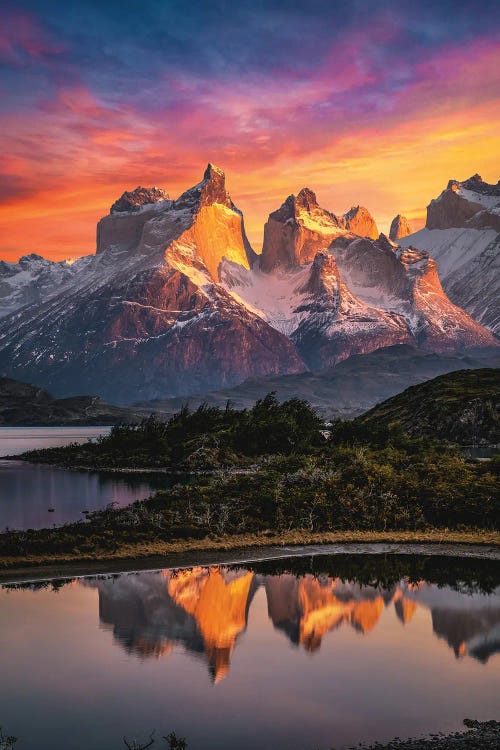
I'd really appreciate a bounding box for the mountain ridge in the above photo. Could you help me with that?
[0,165,497,403]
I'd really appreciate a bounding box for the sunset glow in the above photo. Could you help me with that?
[1,1,499,261]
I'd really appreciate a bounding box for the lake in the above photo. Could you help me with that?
[0,427,169,530]
[0,552,498,750]
[0,426,112,457]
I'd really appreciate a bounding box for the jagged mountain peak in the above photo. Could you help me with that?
[427,172,500,231]
[296,187,320,211]
[341,205,379,239]
[260,190,342,272]
[176,162,234,212]
[389,214,412,241]
[110,186,169,214]
[203,162,225,180]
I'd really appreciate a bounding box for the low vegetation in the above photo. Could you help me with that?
[1,394,498,567]
[359,368,499,445]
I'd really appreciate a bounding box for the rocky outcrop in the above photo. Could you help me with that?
[389,214,412,240]
[260,188,343,271]
[340,205,378,239]
[426,174,500,231]
[399,173,500,334]
[110,186,169,213]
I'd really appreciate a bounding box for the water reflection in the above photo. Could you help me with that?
[80,555,500,681]
[0,460,170,530]
[2,554,499,750]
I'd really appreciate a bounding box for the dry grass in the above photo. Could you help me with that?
[1,529,498,574]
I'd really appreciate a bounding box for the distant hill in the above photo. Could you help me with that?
[0,378,136,426]
[135,345,500,420]
[358,368,499,445]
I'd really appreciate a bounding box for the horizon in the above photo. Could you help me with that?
[1,0,499,262]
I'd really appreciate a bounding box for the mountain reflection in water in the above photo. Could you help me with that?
[78,555,500,682]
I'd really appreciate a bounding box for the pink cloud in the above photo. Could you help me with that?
[0,11,64,65]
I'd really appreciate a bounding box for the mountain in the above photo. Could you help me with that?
[135,345,500,419]
[399,174,500,334]
[224,189,495,370]
[389,214,412,240]
[0,254,90,319]
[0,165,304,403]
[0,377,135,426]
[358,368,500,445]
[0,166,496,404]
[259,188,378,272]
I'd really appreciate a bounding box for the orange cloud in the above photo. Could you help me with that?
[0,36,498,261]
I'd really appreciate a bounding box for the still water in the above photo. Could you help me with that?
[0,553,499,750]
[0,426,112,456]
[0,427,167,530]
[0,460,165,530]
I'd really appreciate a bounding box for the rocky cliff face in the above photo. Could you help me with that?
[427,174,500,231]
[0,165,305,403]
[0,166,496,402]
[389,214,412,240]
[289,251,411,369]
[259,190,379,272]
[259,188,344,271]
[340,205,379,239]
[332,235,496,354]
[399,174,500,334]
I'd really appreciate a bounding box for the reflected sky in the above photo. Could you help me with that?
[0,460,161,530]
[0,555,499,750]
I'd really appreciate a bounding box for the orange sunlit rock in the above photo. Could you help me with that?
[167,567,255,682]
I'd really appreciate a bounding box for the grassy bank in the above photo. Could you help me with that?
[1,529,499,574]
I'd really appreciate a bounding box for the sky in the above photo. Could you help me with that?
[0,0,499,262]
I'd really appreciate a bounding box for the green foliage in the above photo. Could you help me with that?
[2,438,497,561]
[21,394,324,469]
[0,728,16,750]
[3,390,497,562]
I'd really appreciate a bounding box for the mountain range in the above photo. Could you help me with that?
[0,166,497,404]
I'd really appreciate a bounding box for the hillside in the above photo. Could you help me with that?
[0,378,136,426]
[135,345,500,419]
[358,369,499,445]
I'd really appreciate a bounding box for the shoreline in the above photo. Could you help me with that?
[1,531,499,584]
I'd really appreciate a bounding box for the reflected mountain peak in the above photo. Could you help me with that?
[81,556,500,680]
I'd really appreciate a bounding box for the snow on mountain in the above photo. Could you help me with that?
[0,254,91,319]
[0,167,496,403]
[0,165,304,403]
[399,174,500,334]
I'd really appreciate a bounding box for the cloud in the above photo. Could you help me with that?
[0,2,498,259]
